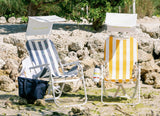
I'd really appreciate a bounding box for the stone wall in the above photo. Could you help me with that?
[0,16,160,91]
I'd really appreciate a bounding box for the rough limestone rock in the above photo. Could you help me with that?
[141,59,160,84]
[82,18,89,24]
[0,59,5,69]
[3,35,27,58]
[71,106,90,116]
[138,38,154,54]
[77,50,84,59]
[139,16,160,38]
[141,60,160,74]
[34,99,46,106]
[0,75,16,92]
[4,100,12,108]
[72,80,83,92]
[85,78,95,87]
[0,42,18,59]
[140,23,160,38]
[76,47,89,60]
[68,42,82,52]
[153,40,160,59]
[143,72,157,85]
[138,49,153,63]
[88,48,97,56]
[17,44,28,58]
[8,17,16,24]
[154,73,160,89]
[156,60,160,67]
[16,18,22,24]
[84,67,94,78]
[68,51,77,58]
[0,41,18,54]
[3,59,19,80]
[59,83,72,92]
[3,35,26,46]
[69,30,81,37]
[63,56,79,64]
[81,57,97,70]
[3,59,19,71]
[0,16,7,24]
[9,69,19,81]
[93,39,104,52]
[83,47,89,57]
[85,41,97,52]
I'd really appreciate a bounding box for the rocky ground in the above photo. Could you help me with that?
[1,83,160,116]
[0,16,160,115]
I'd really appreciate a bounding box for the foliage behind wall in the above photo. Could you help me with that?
[0,0,159,30]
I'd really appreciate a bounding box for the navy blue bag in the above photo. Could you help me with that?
[18,77,49,100]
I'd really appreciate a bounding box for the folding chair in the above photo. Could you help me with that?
[25,16,87,107]
[101,36,141,105]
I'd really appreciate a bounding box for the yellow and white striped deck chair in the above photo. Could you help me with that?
[101,36,141,105]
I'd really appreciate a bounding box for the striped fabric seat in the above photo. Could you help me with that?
[104,36,138,82]
[26,39,77,78]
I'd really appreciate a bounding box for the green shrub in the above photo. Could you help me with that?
[0,0,27,19]
[21,16,28,23]
[0,0,159,30]
[152,0,160,16]
[87,1,111,30]
[136,0,154,18]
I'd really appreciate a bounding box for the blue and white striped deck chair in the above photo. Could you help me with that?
[25,16,87,107]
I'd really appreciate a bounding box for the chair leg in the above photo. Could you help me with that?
[121,85,131,99]
[101,67,141,105]
[121,85,126,95]
[79,65,87,105]
[131,67,141,105]
[60,67,87,107]
[51,77,60,106]
[47,73,63,106]
[63,74,87,107]
[113,85,121,98]
[103,81,107,97]
[55,83,65,99]
[101,65,107,103]
[113,84,130,99]
[82,75,87,104]
[137,67,141,104]
[132,80,138,98]
[46,65,87,107]
[101,77,104,102]
[101,80,140,105]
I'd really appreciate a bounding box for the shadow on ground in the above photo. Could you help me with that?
[0,23,107,35]
[61,92,127,104]
[0,94,16,100]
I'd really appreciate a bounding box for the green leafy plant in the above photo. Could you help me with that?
[0,0,159,30]
[0,0,27,19]
[87,1,111,30]
[136,0,154,18]
[152,0,160,16]
[21,16,28,23]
